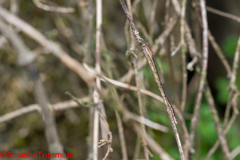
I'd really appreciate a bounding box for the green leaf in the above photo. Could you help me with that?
[215,78,229,104]
[222,35,239,58]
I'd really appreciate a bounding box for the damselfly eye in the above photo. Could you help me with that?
[142,42,149,47]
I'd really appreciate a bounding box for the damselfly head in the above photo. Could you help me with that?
[142,42,149,47]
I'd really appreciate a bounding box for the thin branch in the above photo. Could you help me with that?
[120,17,177,84]
[130,53,149,160]
[229,36,240,89]
[231,145,240,159]
[0,6,96,88]
[0,20,66,158]
[185,23,201,71]
[180,0,187,112]
[124,111,168,132]
[33,0,75,13]
[153,17,178,53]
[119,0,185,159]
[204,84,232,160]
[133,136,141,160]
[54,17,84,56]
[0,97,91,124]
[194,5,232,76]
[149,0,158,41]
[189,0,209,151]
[171,0,181,14]
[206,6,240,23]
[115,111,128,160]
[223,37,240,126]
[84,0,93,63]
[98,109,113,160]
[133,124,174,160]
[126,0,135,50]
[208,30,232,76]
[204,111,238,160]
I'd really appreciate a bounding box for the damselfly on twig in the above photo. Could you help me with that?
[141,42,178,124]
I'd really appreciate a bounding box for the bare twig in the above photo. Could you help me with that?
[208,30,232,76]
[149,0,158,41]
[194,5,232,76]
[229,36,240,87]
[98,110,113,160]
[204,84,231,160]
[126,0,135,50]
[124,111,168,132]
[115,111,128,160]
[120,17,177,84]
[206,6,240,23]
[92,90,100,160]
[10,0,19,14]
[153,17,178,53]
[223,37,240,126]
[133,124,173,160]
[171,42,181,56]
[83,63,169,113]
[54,17,84,56]
[231,145,240,159]
[0,20,66,159]
[84,0,93,63]
[0,6,96,88]
[130,53,149,160]
[0,97,90,124]
[33,0,75,13]
[189,0,209,151]
[185,23,201,71]
[171,0,181,14]
[133,136,141,160]
[180,0,187,112]
[119,0,185,159]
[84,57,189,134]
[204,111,238,160]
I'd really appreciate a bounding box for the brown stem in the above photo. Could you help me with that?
[189,0,209,151]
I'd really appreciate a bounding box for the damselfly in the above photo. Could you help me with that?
[141,42,178,124]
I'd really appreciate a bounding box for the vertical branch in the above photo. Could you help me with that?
[126,0,135,50]
[133,125,174,160]
[130,54,149,160]
[29,67,66,160]
[96,0,108,142]
[84,0,93,63]
[0,20,66,159]
[92,0,103,159]
[149,0,158,41]
[204,110,238,160]
[180,0,187,112]
[94,1,111,159]
[92,90,99,160]
[88,100,94,160]
[87,1,94,159]
[165,0,181,106]
[119,1,186,159]
[10,0,19,14]
[223,37,240,126]
[115,111,128,160]
[96,0,102,89]
[133,136,141,160]
[204,84,232,160]
[189,0,208,147]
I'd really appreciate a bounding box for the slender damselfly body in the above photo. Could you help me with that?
[141,42,178,124]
